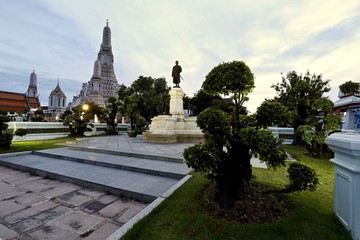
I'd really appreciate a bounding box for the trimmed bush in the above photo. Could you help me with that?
[15,128,28,136]
[286,162,319,192]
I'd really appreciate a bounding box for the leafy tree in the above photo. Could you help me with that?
[272,71,331,145]
[31,108,45,122]
[63,102,104,137]
[339,81,360,96]
[120,95,140,131]
[255,99,291,128]
[105,96,118,135]
[297,98,341,158]
[184,61,288,209]
[188,89,225,115]
[130,76,170,121]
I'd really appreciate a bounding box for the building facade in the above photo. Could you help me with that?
[48,80,67,118]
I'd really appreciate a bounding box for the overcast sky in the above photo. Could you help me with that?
[1,0,359,113]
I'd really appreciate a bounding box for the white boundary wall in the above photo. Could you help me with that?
[7,122,112,141]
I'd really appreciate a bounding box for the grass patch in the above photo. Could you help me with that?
[122,145,351,240]
[0,137,77,154]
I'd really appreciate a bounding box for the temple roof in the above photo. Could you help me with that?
[0,90,40,112]
[50,82,66,98]
[333,94,360,109]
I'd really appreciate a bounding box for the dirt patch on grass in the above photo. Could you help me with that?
[202,181,289,224]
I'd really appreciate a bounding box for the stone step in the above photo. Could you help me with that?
[68,146,184,163]
[35,148,189,179]
[0,152,184,203]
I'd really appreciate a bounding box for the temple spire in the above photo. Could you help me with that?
[102,19,111,47]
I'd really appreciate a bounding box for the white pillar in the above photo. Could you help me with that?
[169,87,185,116]
[326,132,360,240]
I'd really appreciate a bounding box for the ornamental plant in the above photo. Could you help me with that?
[183,61,288,209]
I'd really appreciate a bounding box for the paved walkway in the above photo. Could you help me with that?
[0,166,147,240]
[66,134,267,168]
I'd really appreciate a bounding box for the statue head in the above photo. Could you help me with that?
[175,60,179,65]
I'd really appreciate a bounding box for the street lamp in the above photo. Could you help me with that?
[82,104,89,112]
[81,104,89,121]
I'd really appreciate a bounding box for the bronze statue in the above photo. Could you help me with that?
[172,60,182,88]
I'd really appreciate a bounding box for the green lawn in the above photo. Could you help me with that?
[122,145,351,240]
[0,137,77,154]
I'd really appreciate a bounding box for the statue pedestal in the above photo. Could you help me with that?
[143,87,203,143]
[169,88,184,115]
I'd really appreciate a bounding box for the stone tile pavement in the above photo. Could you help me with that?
[0,166,148,240]
[68,134,268,168]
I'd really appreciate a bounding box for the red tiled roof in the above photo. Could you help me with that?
[0,91,40,112]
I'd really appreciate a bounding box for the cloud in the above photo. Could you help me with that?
[1,0,360,113]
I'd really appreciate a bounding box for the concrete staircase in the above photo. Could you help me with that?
[0,147,191,203]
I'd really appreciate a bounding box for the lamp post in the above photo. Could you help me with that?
[81,104,89,121]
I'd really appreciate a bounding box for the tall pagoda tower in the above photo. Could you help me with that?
[68,20,120,109]
[97,19,119,105]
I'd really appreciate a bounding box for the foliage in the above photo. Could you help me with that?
[272,71,331,144]
[0,113,13,149]
[105,96,118,135]
[339,80,360,95]
[184,61,287,209]
[119,90,140,130]
[136,115,147,128]
[187,89,225,116]
[14,128,28,136]
[296,98,341,158]
[63,102,102,136]
[130,76,171,121]
[31,109,44,122]
[286,162,319,192]
[255,99,291,128]
[203,61,254,126]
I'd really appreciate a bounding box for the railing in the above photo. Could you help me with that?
[267,127,294,145]
[7,122,130,141]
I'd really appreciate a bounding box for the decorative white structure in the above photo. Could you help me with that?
[325,132,360,240]
[143,87,203,143]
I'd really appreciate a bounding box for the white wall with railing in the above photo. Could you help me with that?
[7,122,130,141]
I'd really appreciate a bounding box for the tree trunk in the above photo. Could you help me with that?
[216,140,252,209]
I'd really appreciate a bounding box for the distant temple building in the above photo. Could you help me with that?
[47,79,67,118]
[0,70,40,117]
[69,20,119,109]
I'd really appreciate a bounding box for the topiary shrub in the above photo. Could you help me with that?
[0,132,13,149]
[0,114,13,149]
[15,128,28,137]
[286,162,319,192]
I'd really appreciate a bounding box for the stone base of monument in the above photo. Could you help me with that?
[143,87,203,143]
[143,115,203,143]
